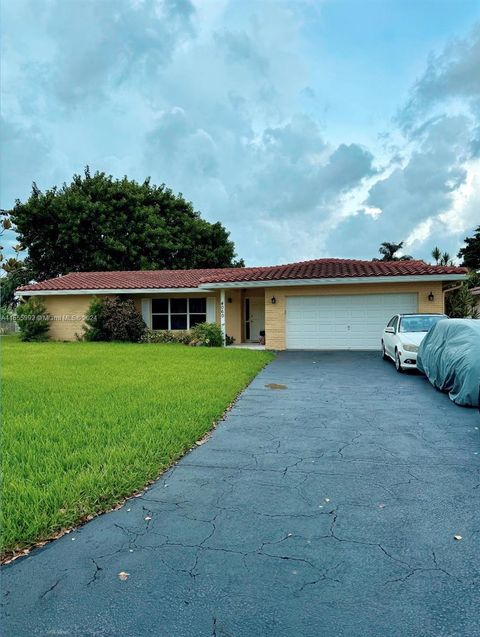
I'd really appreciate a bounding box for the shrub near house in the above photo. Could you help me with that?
[141,323,224,347]
[190,322,223,347]
[83,297,146,342]
[15,297,50,341]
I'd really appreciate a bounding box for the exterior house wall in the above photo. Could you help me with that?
[224,289,243,344]
[264,281,444,350]
[40,295,96,341]
[35,280,444,344]
[41,291,233,341]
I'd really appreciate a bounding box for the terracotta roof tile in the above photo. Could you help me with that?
[17,259,468,292]
[17,269,235,291]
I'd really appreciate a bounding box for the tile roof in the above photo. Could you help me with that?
[17,259,467,292]
[17,269,237,291]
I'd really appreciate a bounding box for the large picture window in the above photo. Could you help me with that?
[151,298,207,330]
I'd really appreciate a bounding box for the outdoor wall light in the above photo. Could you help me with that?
[271,296,277,304]
[428,292,435,302]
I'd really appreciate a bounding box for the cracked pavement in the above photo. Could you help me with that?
[2,351,480,636]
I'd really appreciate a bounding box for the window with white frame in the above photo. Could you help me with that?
[151,298,207,330]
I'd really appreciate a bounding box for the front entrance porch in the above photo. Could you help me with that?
[227,342,266,350]
[221,288,266,347]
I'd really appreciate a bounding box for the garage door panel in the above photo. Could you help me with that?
[286,293,417,350]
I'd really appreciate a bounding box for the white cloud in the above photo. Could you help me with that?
[404,159,480,263]
[401,24,480,129]
[438,159,480,231]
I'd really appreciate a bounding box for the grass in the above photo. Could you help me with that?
[1,337,273,558]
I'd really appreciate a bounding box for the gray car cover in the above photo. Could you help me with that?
[417,319,480,407]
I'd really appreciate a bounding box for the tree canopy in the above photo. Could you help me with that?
[0,265,32,310]
[8,168,244,280]
[458,226,480,270]
[373,241,413,261]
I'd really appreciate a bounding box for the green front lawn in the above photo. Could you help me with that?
[1,338,273,558]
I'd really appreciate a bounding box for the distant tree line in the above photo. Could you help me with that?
[372,233,480,318]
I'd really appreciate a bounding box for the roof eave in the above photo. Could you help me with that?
[198,273,467,289]
[16,287,204,296]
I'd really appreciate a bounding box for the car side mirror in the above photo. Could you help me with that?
[385,327,395,334]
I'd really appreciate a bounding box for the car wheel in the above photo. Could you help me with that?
[395,350,403,373]
[382,341,388,360]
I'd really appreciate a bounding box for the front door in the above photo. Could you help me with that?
[245,297,265,342]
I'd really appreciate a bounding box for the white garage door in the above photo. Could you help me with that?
[286,293,418,350]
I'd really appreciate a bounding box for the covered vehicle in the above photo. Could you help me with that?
[417,319,480,407]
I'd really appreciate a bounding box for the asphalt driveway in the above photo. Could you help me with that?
[2,352,479,637]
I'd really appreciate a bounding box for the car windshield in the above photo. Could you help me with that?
[399,315,446,333]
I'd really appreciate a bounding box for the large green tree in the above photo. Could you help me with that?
[8,168,244,280]
[458,225,480,269]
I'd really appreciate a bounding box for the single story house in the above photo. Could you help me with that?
[17,258,467,350]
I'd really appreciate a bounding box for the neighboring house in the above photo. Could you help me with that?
[16,259,467,350]
[471,287,480,316]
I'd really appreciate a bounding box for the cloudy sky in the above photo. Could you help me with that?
[2,0,479,266]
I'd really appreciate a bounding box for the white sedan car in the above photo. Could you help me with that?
[381,313,448,372]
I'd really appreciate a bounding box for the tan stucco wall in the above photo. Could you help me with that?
[41,295,95,341]
[225,289,242,344]
[41,291,232,341]
[264,281,445,350]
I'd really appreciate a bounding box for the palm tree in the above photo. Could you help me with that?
[431,246,441,264]
[440,252,451,266]
[374,241,413,261]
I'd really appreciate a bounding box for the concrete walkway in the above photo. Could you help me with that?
[2,352,479,636]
